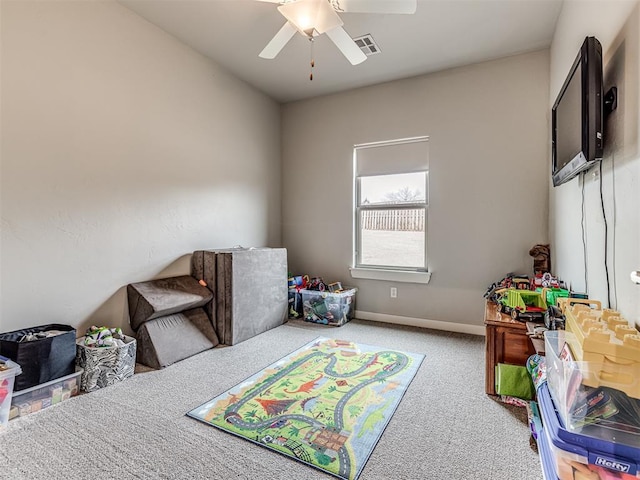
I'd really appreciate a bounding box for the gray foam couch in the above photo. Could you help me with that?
[127,247,288,368]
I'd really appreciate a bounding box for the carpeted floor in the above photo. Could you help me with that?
[0,319,542,480]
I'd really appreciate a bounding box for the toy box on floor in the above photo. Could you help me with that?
[0,324,76,391]
[0,357,21,432]
[537,382,640,480]
[545,329,640,432]
[539,328,640,480]
[301,288,357,326]
[9,368,82,420]
[76,327,136,392]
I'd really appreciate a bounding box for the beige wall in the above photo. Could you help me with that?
[549,0,640,325]
[282,50,550,327]
[7,1,635,337]
[0,1,281,334]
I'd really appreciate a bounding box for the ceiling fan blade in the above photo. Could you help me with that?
[325,26,367,65]
[333,0,417,14]
[259,21,297,59]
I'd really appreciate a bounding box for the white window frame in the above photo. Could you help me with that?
[350,137,431,284]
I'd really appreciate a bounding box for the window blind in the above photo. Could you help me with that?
[355,137,428,177]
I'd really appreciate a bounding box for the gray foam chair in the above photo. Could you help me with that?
[127,275,213,331]
[135,308,219,369]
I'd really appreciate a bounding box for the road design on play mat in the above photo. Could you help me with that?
[188,337,424,480]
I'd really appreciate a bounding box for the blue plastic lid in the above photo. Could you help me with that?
[538,383,640,475]
[537,424,560,480]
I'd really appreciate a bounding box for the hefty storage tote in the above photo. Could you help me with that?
[300,288,357,326]
[0,357,21,432]
[538,421,558,480]
[538,382,640,480]
[10,367,82,420]
[0,324,76,391]
[76,335,136,392]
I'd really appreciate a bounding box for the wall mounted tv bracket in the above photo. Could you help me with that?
[604,86,617,114]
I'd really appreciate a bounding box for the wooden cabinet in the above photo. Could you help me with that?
[484,300,536,395]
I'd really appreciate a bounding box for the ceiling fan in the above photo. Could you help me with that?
[257,0,417,66]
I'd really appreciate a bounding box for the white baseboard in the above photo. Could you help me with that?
[355,310,485,336]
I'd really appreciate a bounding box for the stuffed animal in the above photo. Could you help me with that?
[529,244,551,275]
[83,326,124,348]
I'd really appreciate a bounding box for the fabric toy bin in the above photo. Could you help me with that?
[0,324,76,391]
[0,357,22,432]
[300,288,357,326]
[76,335,136,392]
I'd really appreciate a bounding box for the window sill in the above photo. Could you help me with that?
[349,268,431,284]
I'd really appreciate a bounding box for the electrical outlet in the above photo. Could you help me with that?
[390,287,397,298]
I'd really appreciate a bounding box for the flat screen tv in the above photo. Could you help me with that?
[551,36,603,187]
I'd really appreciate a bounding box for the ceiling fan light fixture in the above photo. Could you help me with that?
[277,0,343,36]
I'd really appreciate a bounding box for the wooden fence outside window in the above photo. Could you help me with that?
[361,209,425,231]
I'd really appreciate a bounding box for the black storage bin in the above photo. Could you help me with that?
[0,324,76,391]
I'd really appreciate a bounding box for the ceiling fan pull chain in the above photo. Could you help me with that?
[309,37,315,81]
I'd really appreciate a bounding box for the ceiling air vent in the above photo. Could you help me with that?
[352,34,380,56]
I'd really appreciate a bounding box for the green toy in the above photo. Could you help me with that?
[539,287,570,306]
[499,288,547,321]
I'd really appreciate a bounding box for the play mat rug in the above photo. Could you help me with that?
[187,337,424,480]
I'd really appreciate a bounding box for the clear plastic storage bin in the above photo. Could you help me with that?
[10,367,82,420]
[538,382,640,480]
[300,288,357,326]
[0,357,22,431]
[544,330,640,445]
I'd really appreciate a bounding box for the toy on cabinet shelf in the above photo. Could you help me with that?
[496,288,547,322]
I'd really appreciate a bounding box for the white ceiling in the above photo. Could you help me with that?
[119,0,564,103]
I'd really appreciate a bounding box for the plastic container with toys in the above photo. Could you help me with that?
[537,381,640,480]
[0,356,21,432]
[300,288,357,326]
[557,298,640,399]
[9,367,82,420]
[544,330,640,445]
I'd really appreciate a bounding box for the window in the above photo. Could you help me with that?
[352,137,430,282]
